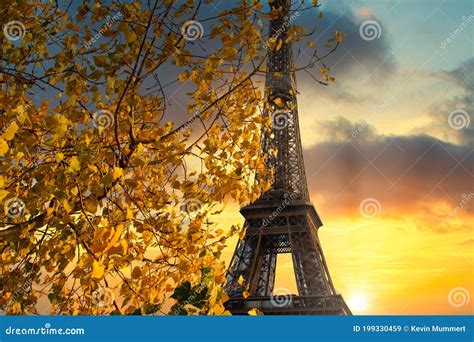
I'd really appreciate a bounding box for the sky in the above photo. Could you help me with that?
[213,0,473,315]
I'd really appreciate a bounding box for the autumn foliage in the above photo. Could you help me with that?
[1,0,342,314]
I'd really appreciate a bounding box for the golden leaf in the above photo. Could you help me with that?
[131,266,142,278]
[273,97,283,107]
[0,189,9,202]
[63,199,72,213]
[0,138,9,156]
[126,208,134,220]
[113,166,124,179]
[212,303,226,315]
[66,156,81,173]
[237,227,246,240]
[93,55,107,67]
[247,308,262,316]
[276,39,283,51]
[124,30,135,43]
[91,260,105,280]
[55,152,65,163]
[2,122,19,141]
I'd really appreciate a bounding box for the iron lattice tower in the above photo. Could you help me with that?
[225,0,351,315]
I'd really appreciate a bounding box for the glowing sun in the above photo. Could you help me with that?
[347,294,369,312]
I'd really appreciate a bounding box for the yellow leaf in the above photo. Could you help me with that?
[2,122,19,141]
[124,30,135,43]
[121,239,128,254]
[273,97,283,107]
[142,230,153,244]
[334,30,345,43]
[126,208,134,220]
[276,39,283,51]
[107,76,115,89]
[0,138,9,156]
[52,114,69,137]
[0,189,9,202]
[212,303,226,315]
[63,199,72,213]
[239,227,247,240]
[66,156,81,173]
[113,166,123,179]
[85,133,92,146]
[93,55,107,67]
[247,308,262,316]
[91,260,105,280]
[11,302,22,314]
[178,71,189,83]
[55,152,65,163]
[104,224,123,253]
[131,266,141,278]
[0,175,4,188]
[237,275,244,286]
[15,152,24,161]
[243,290,249,299]
[84,197,99,213]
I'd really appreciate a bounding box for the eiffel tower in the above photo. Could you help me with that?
[224,0,351,315]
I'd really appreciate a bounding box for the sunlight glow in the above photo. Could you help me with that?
[347,294,368,312]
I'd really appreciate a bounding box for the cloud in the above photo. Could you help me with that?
[298,4,397,80]
[293,3,398,115]
[355,7,376,19]
[303,117,474,225]
[415,58,474,147]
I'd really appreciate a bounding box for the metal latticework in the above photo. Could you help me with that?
[225,0,351,315]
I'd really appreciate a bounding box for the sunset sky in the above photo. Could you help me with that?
[212,0,474,315]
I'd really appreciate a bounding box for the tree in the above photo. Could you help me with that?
[0,0,343,314]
